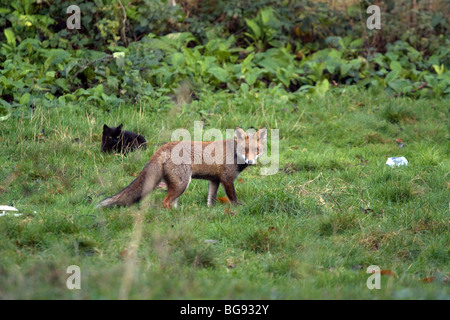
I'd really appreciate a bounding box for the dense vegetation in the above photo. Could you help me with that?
[0,0,449,119]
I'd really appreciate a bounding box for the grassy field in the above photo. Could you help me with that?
[0,89,448,299]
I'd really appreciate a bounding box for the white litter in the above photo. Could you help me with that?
[0,205,22,217]
[386,156,408,167]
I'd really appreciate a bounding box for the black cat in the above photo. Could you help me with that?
[101,124,147,154]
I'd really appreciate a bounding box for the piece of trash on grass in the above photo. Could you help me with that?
[395,139,405,148]
[0,205,22,217]
[204,239,218,244]
[386,156,408,167]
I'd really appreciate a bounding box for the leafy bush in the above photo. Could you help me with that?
[0,0,448,114]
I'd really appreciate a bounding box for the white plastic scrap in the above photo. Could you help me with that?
[386,156,408,167]
[0,205,22,217]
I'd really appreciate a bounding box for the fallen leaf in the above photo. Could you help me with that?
[218,197,230,204]
[226,258,236,268]
[120,249,130,259]
[422,276,435,283]
[238,178,245,184]
[224,207,236,216]
[380,270,396,277]
[319,196,326,205]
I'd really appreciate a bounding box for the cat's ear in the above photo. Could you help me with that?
[103,124,109,131]
[117,124,123,131]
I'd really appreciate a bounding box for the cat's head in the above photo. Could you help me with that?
[101,124,123,153]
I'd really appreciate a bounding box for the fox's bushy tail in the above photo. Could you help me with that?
[96,158,163,208]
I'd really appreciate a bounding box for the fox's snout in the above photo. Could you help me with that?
[244,156,258,165]
[237,143,262,165]
[245,158,255,165]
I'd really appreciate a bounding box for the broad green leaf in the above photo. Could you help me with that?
[4,28,16,46]
[113,52,125,68]
[182,47,196,67]
[385,70,399,83]
[0,99,11,121]
[433,64,444,76]
[55,78,69,92]
[260,7,275,25]
[257,58,279,72]
[171,52,184,67]
[165,32,196,47]
[240,83,249,93]
[245,70,262,86]
[245,18,261,39]
[390,61,402,72]
[46,71,56,78]
[350,58,362,70]
[45,92,55,100]
[325,36,344,50]
[277,69,290,87]
[350,38,364,49]
[208,67,228,82]
[388,79,412,93]
[315,79,329,96]
[95,84,104,96]
[340,64,352,77]
[87,96,101,102]
[19,93,31,106]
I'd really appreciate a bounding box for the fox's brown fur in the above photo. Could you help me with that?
[97,127,267,209]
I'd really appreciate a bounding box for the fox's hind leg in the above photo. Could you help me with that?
[162,167,191,209]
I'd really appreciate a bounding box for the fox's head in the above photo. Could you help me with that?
[101,124,123,153]
[235,127,267,165]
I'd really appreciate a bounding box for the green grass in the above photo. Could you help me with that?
[0,90,449,299]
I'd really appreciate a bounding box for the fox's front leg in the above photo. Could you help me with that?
[207,180,220,207]
[221,181,239,205]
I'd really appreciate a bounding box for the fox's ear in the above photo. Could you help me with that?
[256,127,267,143]
[235,127,246,140]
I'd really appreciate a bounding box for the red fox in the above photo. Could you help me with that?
[97,127,267,209]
